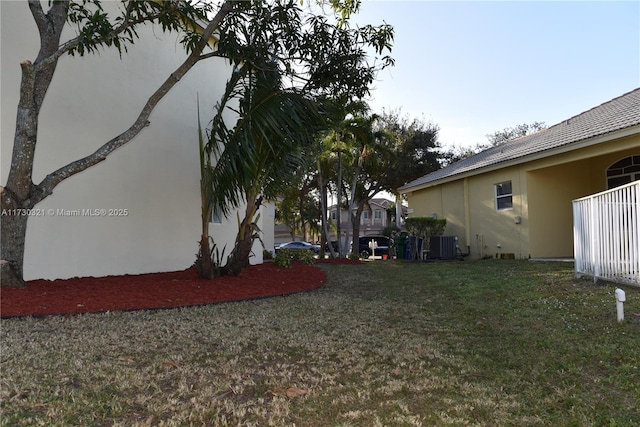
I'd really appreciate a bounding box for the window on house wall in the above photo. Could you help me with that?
[374,210,383,219]
[607,155,640,189]
[495,181,513,210]
[363,211,370,220]
[331,210,337,221]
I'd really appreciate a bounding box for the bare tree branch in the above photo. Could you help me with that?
[31,1,235,207]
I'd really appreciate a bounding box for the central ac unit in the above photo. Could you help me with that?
[429,236,457,260]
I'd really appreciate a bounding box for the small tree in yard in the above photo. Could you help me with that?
[404,217,446,261]
[198,62,325,277]
[275,176,321,243]
[196,99,222,280]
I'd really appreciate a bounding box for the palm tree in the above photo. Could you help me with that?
[195,99,220,279]
[192,0,394,274]
[319,100,372,257]
[198,61,326,277]
[346,117,397,245]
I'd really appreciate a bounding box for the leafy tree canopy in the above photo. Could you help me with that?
[377,109,441,191]
[486,121,547,146]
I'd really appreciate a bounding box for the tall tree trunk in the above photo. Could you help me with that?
[1,190,28,287]
[318,226,326,258]
[343,155,364,257]
[317,166,336,258]
[2,67,43,287]
[222,195,262,276]
[196,234,219,279]
[2,1,69,287]
[395,193,403,228]
[298,180,308,241]
[351,202,365,253]
[341,207,351,258]
[222,234,254,276]
[336,150,343,256]
[195,99,218,280]
[195,200,220,279]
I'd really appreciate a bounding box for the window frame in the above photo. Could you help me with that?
[495,181,513,211]
[607,155,640,189]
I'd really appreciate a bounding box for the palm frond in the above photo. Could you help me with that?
[201,60,328,220]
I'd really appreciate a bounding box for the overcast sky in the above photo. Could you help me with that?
[351,0,639,149]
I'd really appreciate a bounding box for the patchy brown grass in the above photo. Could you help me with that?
[1,260,639,426]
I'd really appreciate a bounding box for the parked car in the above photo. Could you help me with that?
[276,241,321,254]
[358,235,391,259]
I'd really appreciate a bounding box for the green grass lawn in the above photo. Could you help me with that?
[1,260,638,426]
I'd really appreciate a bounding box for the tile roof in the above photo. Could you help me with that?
[399,88,640,191]
[369,198,394,208]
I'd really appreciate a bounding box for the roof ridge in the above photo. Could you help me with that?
[554,87,640,127]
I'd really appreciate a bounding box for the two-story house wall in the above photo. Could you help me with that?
[1,2,274,280]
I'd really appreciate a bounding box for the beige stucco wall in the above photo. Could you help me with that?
[406,167,529,259]
[405,133,640,260]
[527,137,639,258]
[464,166,528,258]
[407,190,443,219]
[1,2,267,280]
[527,163,590,258]
[439,180,466,246]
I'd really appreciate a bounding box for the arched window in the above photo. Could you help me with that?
[607,155,640,189]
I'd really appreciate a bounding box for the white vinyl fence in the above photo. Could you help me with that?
[573,181,640,286]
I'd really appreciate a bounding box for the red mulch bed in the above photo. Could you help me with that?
[1,261,330,318]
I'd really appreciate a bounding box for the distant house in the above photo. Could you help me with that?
[273,197,406,249]
[1,2,274,280]
[327,197,406,241]
[399,89,640,260]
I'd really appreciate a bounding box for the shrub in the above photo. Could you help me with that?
[404,217,448,260]
[382,224,401,237]
[295,250,315,265]
[349,252,361,260]
[404,217,447,238]
[273,249,315,268]
[273,249,292,268]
